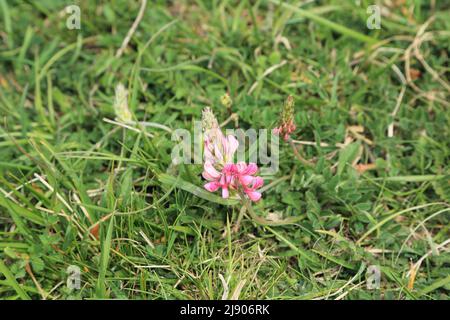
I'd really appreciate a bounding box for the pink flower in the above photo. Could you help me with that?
[202,161,264,202]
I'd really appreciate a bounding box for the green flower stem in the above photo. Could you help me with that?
[232,205,247,233]
[288,138,314,167]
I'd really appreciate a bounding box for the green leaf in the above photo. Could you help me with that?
[96,215,115,298]
[419,275,450,296]
[337,142,360,175]
[158,173,239,206]
[0,259,31,300]
[0,194,45,226]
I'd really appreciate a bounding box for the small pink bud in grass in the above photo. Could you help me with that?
[273,95,296,141]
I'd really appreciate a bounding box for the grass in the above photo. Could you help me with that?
[0,0,449,300]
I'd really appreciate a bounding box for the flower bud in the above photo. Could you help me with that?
[220,93,232,110]
[114,83,132,123]
[273,95,296,141]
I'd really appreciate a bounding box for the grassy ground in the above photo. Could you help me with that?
[0,0,449,300]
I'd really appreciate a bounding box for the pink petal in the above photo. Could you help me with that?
[204,147,214,163]
[227,135,239,155]
[224,163,235,172]
[203,162,221,180]
[246,191,261,202]
[289,123,296,132]
[214,141,223,161]
[222,187,229,199]
[252,177,264,189]
[202,163,218,180]
[240,175,254,186]
[243,163,258,175]
[202,171,215,181]
[219,174,226,185]
[235,162,246,173]
[204,182,220,192]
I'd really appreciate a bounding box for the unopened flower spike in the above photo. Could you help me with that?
[273,95,296,141]
[202,107,219,131]
[114,83,132,123]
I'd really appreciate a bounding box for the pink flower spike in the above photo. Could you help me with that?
[273,95,296,141]
[200,108,264,202]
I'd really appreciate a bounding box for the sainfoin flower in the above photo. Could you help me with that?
[273,95,296,141]
[203,161,263,202]
[201,107,263,202]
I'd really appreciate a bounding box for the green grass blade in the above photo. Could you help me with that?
[0,259,31,300]
[269,0,378,44]
[96,215,115,298]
